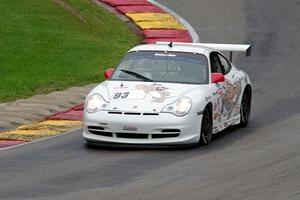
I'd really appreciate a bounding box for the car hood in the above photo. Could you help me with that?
[97,81,201,112]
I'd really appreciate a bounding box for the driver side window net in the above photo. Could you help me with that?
[210,52,223,73]
[218,54,232,74]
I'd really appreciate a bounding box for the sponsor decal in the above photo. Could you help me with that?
[224,121,229,128]
[218,124,224,130]
[221,79,242,119]
[123,126,138,131]
[135,83,170,103]
[216,88,223,95]
[114,85,129,89]
[218,116,222,122]
[155,53,177,57]
[214,78,242,120]
[235,104,241,112]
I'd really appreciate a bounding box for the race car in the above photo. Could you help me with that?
[82,42,252,146]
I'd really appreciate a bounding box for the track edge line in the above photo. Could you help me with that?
[148,0,200,42]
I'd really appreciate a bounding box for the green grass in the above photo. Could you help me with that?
[0,0,139,103]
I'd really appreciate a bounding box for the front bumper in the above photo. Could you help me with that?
[82,111,202,145]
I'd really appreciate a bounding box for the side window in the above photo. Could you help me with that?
[218,54,232,74]
[210,52,223,73]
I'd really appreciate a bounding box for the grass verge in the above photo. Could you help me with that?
[0,0,139,103]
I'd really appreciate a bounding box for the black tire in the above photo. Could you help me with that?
[199,105,213,145]
[240,87,252,127]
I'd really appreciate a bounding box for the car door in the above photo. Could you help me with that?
[210,52,228,131]
[210,51,241,132]
[217,53,242,124]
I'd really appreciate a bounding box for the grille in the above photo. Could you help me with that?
[123,112,141,115]
[142,113,159,116]
[161,129,180,133]
[116,133,148,139]
[88,126,104,130]
[108,111,122,115]
[88,126,180,139]
[152,129,180,139]
[152,133,180,139]
[88,126,113,137]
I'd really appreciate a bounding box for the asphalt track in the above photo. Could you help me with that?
[1,0,300,199]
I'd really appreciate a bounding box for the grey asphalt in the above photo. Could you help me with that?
[1,0,300,199]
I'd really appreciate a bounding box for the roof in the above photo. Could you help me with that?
[128,42,212,55]
[128,42,251,57]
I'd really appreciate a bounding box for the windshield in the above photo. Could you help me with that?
[111,51,209,84]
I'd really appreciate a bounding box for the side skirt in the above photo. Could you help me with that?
[212,114,240,134]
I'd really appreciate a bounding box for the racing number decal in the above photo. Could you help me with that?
[113,92,129,99]
[121,92,129,98]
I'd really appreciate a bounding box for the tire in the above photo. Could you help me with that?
[199,105,213,145]
[239,87,252,127]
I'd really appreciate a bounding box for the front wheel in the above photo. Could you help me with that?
[199,106,213,145]
[239,87,252,127]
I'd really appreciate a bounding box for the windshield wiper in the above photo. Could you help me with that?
[120,69,153,82]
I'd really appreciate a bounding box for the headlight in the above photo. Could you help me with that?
[162,97,192,116]
[86,94,108,113]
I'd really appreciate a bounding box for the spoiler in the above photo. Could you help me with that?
[156,42,251,62]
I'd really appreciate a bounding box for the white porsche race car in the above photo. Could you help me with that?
[83,42,252,146]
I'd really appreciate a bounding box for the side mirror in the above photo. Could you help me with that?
[211,73,225,83]
[104,68,114,79]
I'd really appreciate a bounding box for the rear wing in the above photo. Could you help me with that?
[156,42,251,62]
